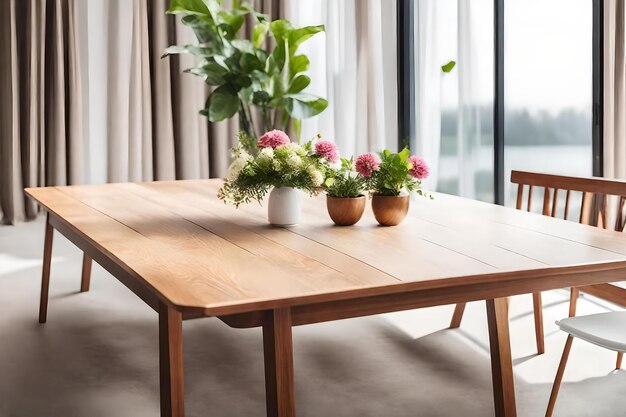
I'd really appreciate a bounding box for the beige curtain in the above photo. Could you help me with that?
[605,0,626,180]
[104,0,210,182]
[0,0,84,224]
[286,0,398,156]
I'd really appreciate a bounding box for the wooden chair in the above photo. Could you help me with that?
[450,170,626,356]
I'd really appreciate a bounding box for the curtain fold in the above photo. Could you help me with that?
[1,0,84,224]
[413,0,441,188]
[605,0,626,180]
[286,0,397,156]
[107,0,200,182]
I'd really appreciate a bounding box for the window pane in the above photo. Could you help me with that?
[412,0,494,202]
[504,0,593,209]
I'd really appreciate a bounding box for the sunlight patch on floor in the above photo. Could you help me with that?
[0,253,66,277]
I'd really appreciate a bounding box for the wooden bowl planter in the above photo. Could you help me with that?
[326,195,366,226]
[371,194,410,226]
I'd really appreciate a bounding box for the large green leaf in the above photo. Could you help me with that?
[218,23,237,40]
[205,85,240,122]
[240,53,263,73]
[269,72,286,101]
[270,19,293,41]
[217,10,246,35]
[162,45,191,57]
[180,15,222,48]
[250,69,270,90]
[288,74,310,93]
[185,61,228,85]
[288,25,324,53]
[289,55,310,76]
[252,21,270,48]
[254,48,269,64]
[161,43,214,58]
[168,0,219,17]
[283,94,328,119]
[397,147,411,163]
[239,86,253,103]
[223,53,243,72]
[270,39,286,71]
[231,39,255,54]
[224,73,252,91]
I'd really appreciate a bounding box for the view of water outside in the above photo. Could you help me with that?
[504,0,593,208]
[433,0,593,207]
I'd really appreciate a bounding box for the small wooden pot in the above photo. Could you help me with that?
[326,195,366,226]
[371,194,410,226]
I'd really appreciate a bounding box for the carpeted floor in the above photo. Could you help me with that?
[1,217,625,417]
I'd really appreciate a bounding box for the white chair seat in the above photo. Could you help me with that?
[556,311,626,352]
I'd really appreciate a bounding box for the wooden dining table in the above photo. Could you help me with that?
[25,179,626,417]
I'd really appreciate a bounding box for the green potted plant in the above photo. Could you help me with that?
[356,148,430,226]
[323,156,367,226]
[164,0,328,153]
[218,130,331,226]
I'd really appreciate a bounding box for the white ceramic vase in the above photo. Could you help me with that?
[268,187,301,226]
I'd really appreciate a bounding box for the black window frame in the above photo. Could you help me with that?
[397,0,604,205]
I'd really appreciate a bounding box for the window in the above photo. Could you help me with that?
[504,0,594,208]
[399,0,602,205]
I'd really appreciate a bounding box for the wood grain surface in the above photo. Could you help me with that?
[25,179,626,317]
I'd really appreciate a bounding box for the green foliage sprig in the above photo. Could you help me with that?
[368,148,427,197]
[323,158,366,198]
[218,137,330,207]
[164,0,328,153]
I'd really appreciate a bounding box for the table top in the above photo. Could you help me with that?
[25,180,626,316]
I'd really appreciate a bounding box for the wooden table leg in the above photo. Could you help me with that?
[486,298,517,417]
[39,213,54,324]
[159,301,185,417]
[263,308,296,417]
[532,292,545,354]
[80,254,92,292]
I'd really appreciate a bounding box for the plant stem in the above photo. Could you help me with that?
[262,106,272,132]
[238,98,257,140]
[273,108,282,130]
[284,116,293,141]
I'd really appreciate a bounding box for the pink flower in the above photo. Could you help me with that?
[408,155,429,180]
[355,152,381,177]
[314,140,339,163]
[258,130,290,149]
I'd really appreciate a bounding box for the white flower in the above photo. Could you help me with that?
[287,154,302,168]
[287,143,302,151]
[286,142,306,157]
[329,160,342,170]
[259,147,275,160]
[308,167,324,187]
[225,152,250,180]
